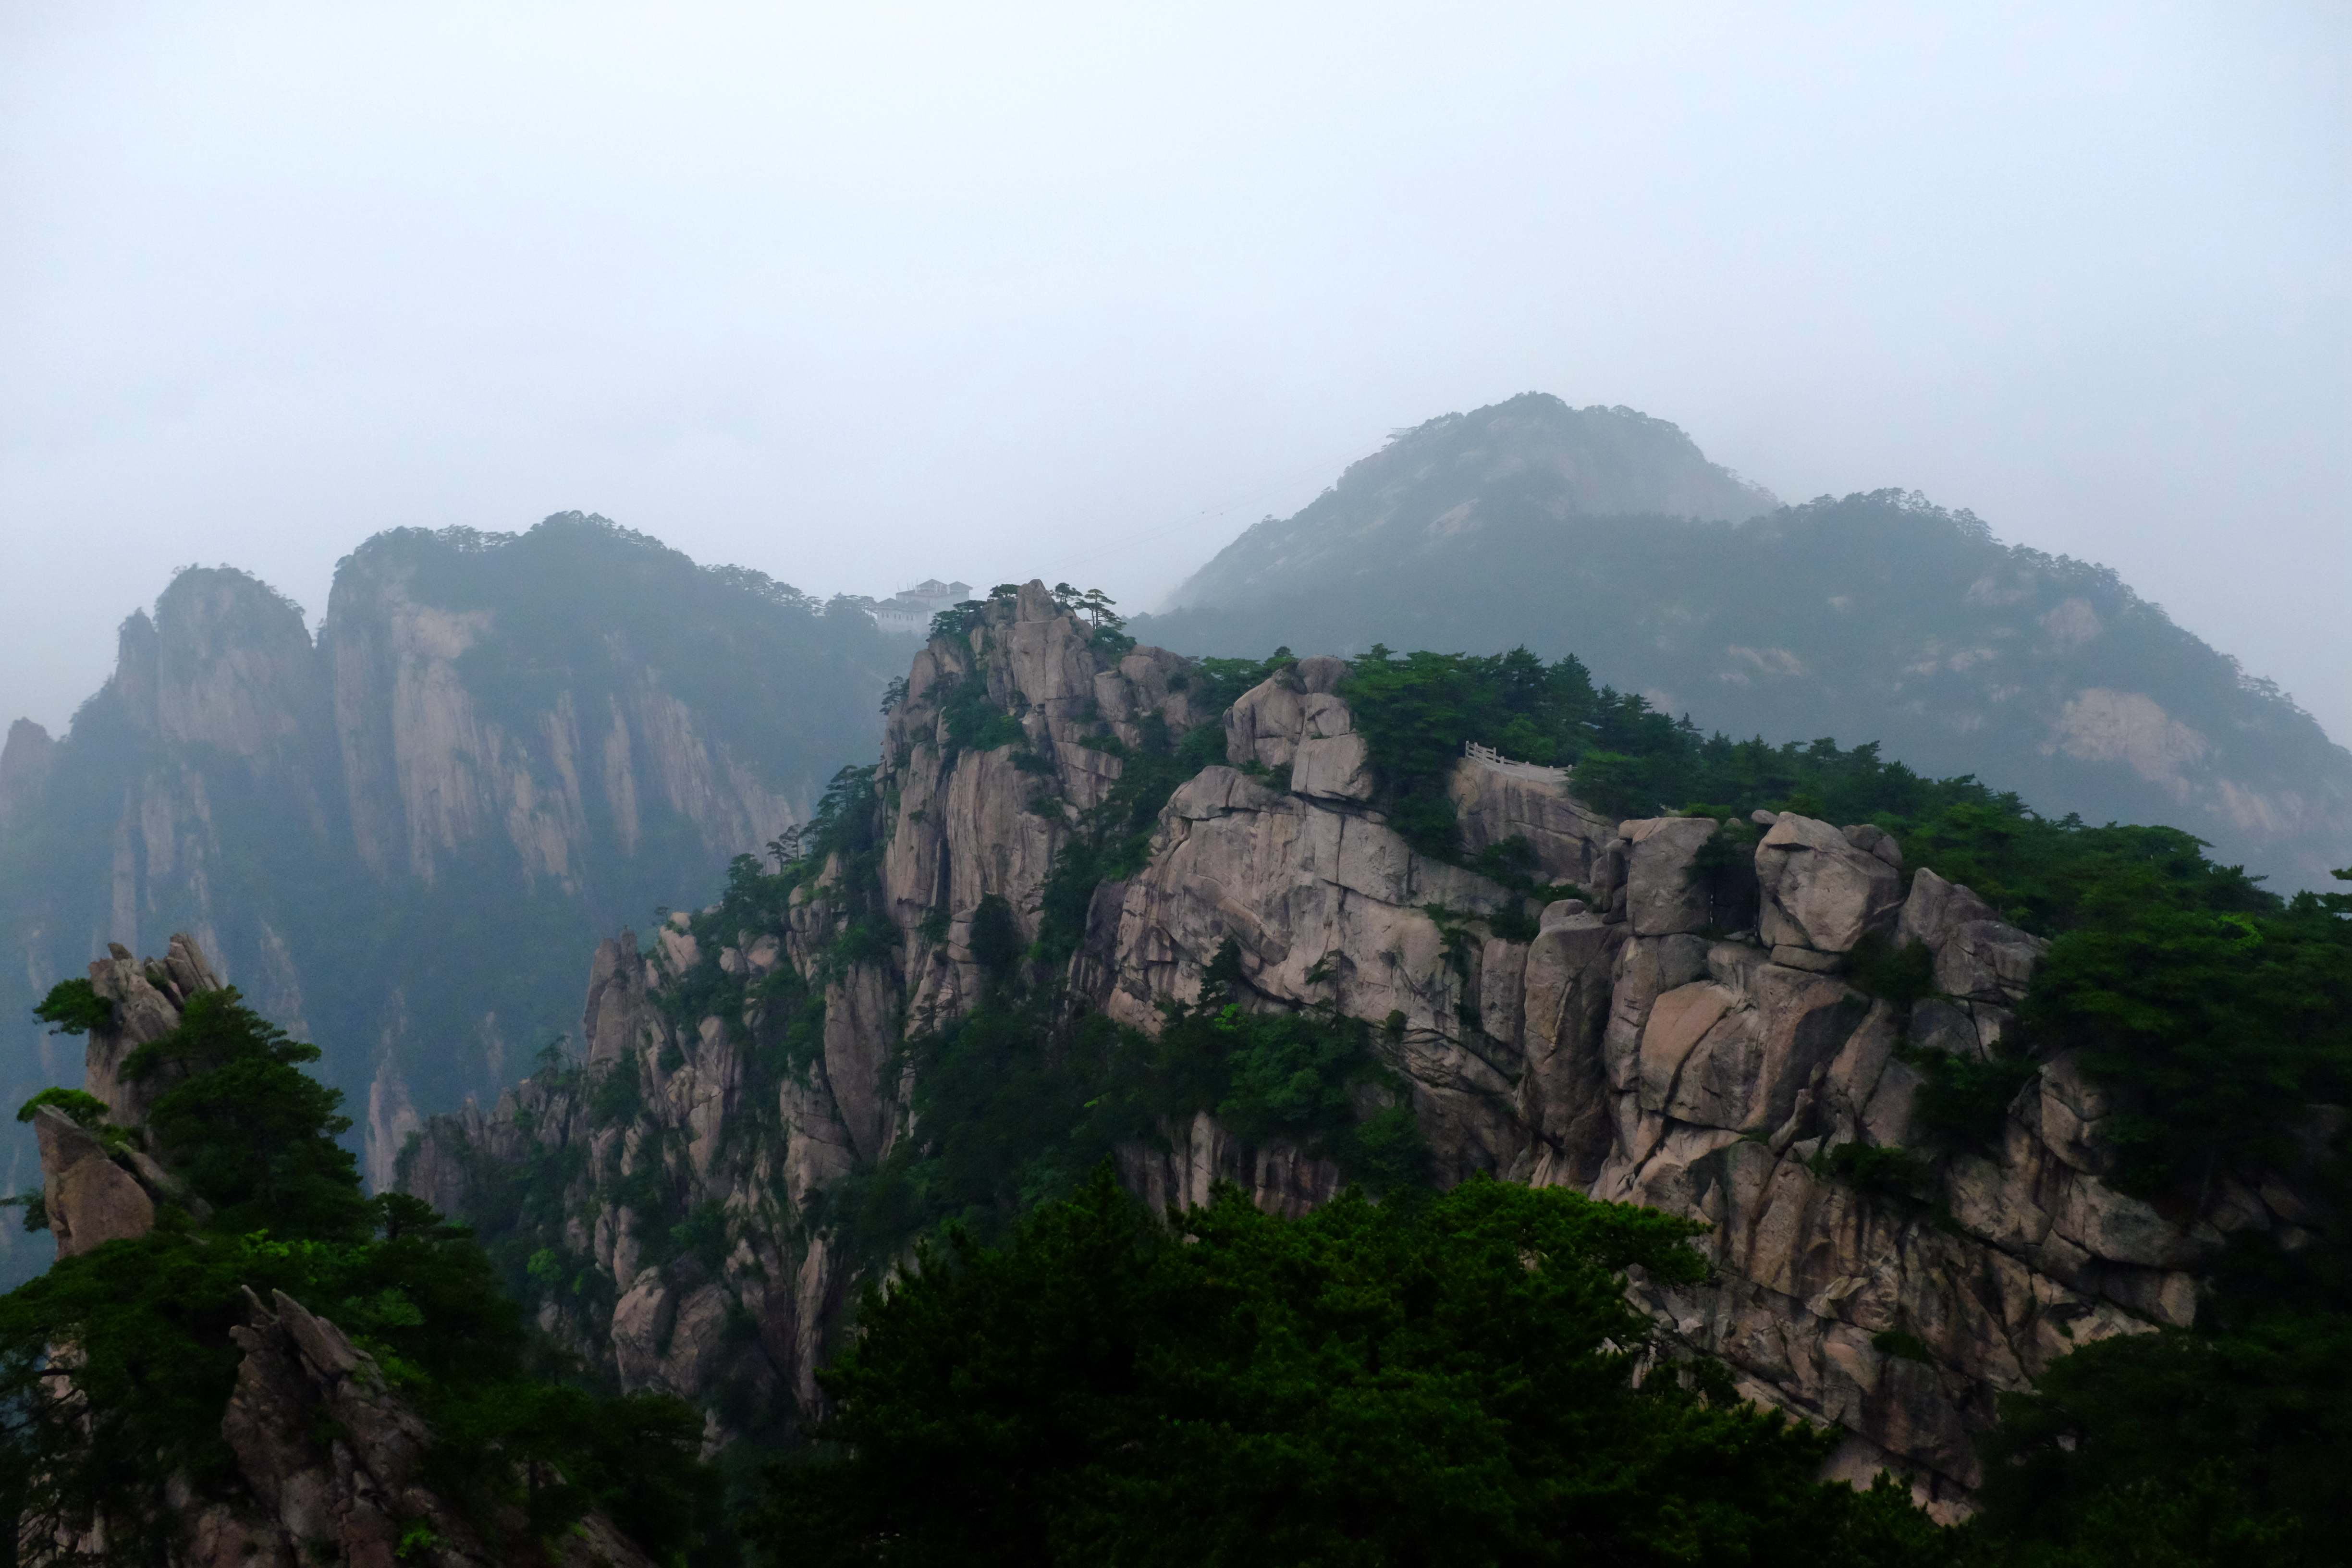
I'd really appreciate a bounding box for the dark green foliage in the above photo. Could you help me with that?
[1338,645,2023,863]
[12,1088,111,1131]
[938,670,1028,757]
[1956,886,2352,1567]
[31,979,110,1036]
[1885,861,2347,1188]
[1969,1311,2352,1565]
[6,1190,45,1233]
[1900,810,2271,938]
[1336,645,2352,1209]
[125,987,372,1241]
[815,1005,1129,1259]
[1334,647,2278,939]
[1686,813,1763,928]
[1129,951,1429,1196]
[1046,583,1133,658]
[1184,1003,1377,1148]
[1181,649,1298,718]
[928,600,986,640]
[1486,899,1542,943]
[1846,933,1936,1009]
[967,894,1023,983]
[1807,1140,1959,1236]
[1812,1141,1937,1207]
[759,1169,1944,1567]
[588,1059,646,1128]
[669,1201,732,1272]
[1906,1052,2041,1152]
[821,941,1425,1264]
[1323,1102,1433,1195]
[0,988,716,1562]
[2019,876,2352,1196]
[1872,1329,1936,1365]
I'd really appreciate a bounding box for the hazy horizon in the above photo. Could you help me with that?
[5,4,2346,744]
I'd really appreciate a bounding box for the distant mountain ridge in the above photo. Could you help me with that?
[1140,395,2351,891]
[0,514,897,1277]
[1163,393,1778,611]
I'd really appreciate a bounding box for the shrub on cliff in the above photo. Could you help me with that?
[0,983,717,1563]
[1339,644,2012,856]
[759,1168,1942,1567]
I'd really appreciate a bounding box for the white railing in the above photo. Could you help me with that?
[1465,741,1569,783]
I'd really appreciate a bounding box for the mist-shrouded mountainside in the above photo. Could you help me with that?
[1141,392,2352,893]
[0,514,899,1276]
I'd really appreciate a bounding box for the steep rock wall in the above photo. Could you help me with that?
[0,518,896,1252]
[410,586,2294,1510]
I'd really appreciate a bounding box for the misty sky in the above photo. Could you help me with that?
[3,4,2346,746]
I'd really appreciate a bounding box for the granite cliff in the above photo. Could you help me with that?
[0,514,897,1277]
[408,584,2315,1511]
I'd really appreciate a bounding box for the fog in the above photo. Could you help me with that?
[3,3,2345,743]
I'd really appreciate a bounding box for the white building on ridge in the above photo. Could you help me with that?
[869,578,975,636]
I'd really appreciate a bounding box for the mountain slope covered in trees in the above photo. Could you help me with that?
[1140,393,2352,893]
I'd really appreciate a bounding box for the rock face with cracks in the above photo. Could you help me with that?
[410,583,2285,1516]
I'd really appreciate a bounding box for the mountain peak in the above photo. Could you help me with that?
[1165,395,1775,612]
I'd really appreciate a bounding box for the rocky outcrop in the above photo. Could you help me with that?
[29,933,232,1256]
[81,932,224,1125]
[31,1107,152,1258]
[24,933,654,1567]
[184,1289,656,1568]
[1446,755,1617,888]
[405,585,1218,1421]
[413,588,2289,1516]
[1756,812,1903,964]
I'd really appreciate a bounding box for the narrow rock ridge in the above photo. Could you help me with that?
[410,582,2303,1513]
[32,936,654,1567]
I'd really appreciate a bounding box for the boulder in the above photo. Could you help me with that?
[611,1269,678,1390]
[1637,982,1738,1113]
[1620,817,1720,936]
[1894,867,2049,1002]
[1896,867,1998,951]
[1934,920,2048,1005]
[1661,967,1867,1134]
[1755,813,1902,954]
[34,1105,154,1258]
[1224,667,1355,773]
[1841,822,1904,868]
[1291,733,1374,801]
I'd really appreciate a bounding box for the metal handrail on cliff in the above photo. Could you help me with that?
[1463,740,1570,785]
